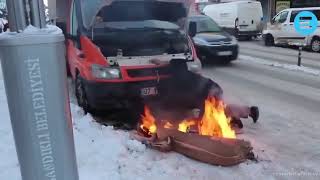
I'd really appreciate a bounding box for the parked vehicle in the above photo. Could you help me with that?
[65,0,201,113]
[189,15,238,64]
[263,7,320,53]
[203,1,263,40]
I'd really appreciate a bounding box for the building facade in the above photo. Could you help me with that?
[272,0,320,16]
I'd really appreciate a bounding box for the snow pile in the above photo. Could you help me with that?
[23,25,62,35]
[1,97,274,180]
[0,79,20,180]
[0,61,279,180]
[0,69,284,180]
[239,55,320,76]
[0,25,63,40]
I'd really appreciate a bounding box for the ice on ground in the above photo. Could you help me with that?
[239,55,320,76]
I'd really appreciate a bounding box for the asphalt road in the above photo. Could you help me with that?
[239,40,320,69]
[202,41,320,177]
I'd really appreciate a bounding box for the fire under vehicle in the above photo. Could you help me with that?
[57,0,201,114]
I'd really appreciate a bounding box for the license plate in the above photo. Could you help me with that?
[218,51,233,56]
[141,87,158,96]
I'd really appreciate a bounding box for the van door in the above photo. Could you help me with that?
[270,10,289,44]
[237,2,263,32]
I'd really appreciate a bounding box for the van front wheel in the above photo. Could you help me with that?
[310,37,320,53]
[264,34,274,46]
[75,73,91,114]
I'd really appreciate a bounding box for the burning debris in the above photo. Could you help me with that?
[141,97,236,139]
[130,59,259,166]
[133,97,255,167]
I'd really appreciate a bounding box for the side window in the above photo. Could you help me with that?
[279,11,289,23]
[291,10,320,22]
[312,10,320,20]
[290,11,300,22]
[274,11,289,24]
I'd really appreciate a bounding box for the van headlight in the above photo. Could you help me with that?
[91,64,121,79]
[231,36,238,45]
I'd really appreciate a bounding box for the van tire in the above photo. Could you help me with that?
[75,73,91,114]
[265,34,274,46]
[310,37,320,53]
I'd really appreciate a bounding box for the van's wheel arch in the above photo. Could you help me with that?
[75,71,90,114]
[310,36,320,53]
[264,34,274,46]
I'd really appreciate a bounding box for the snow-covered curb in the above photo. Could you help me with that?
[0,25,63,39]
[239,55,320,76]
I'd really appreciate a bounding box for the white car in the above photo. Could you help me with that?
[203,1,263,39]
[263,7,320,53]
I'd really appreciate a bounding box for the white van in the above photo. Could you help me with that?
[263,7,320,52]
[203,1,263,39]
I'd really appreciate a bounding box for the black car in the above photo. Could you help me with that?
[189,15,239,64]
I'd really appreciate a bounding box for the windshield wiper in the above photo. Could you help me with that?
[198,30,221,33]
[127,27,180,32]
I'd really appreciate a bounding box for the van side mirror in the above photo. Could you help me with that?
[189,22,197,37]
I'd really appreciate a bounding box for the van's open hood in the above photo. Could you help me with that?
[80,0,192,29]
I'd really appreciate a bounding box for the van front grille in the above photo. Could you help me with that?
[126,66,171,78]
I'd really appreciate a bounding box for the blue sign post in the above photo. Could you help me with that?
[293,11,318,66]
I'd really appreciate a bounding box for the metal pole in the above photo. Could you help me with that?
[28,0,46,28]
[6,0,27,32]
[298,46,302,66]
[1,0,79,179]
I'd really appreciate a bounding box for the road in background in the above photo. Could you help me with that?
[238,40,320,69]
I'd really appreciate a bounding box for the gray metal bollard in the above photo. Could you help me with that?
[0,27,79,180]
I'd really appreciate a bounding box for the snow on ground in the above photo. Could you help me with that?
[1,96,272,179]
[1,58,320,179]
[0,75,273,180]
[239,55,320,76]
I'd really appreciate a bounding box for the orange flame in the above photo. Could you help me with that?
[140,97,236,139]
[178,120,196,133]
[198,98,236,139]
[140,107,157,135]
